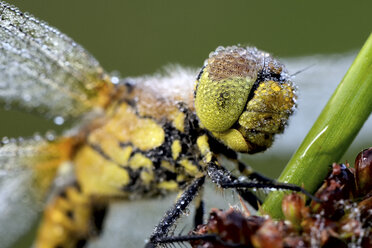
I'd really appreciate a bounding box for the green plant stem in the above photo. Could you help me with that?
[262,33,372,219]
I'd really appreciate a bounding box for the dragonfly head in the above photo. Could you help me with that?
[195,46,296,153]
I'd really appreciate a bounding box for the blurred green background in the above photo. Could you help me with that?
[1,0,371,247]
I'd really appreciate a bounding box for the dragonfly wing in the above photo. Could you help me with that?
[0,139,44,248]
[0,2,113,120]
[0,169,40,248]
[0,136,74,247]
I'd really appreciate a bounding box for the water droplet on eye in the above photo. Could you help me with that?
[215,46,224,52]
[53,116,64,125]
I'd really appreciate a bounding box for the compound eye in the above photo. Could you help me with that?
[195,46,260,132]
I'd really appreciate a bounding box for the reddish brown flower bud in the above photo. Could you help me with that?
[355,147,372,196]
[282,193,305,230]
[311,163,356,219]
[251,219,283,248]
[191,208,265,248]
[357,194,372,222]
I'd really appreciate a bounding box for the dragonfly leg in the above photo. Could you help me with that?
[145,176,205,248]
[211,162,321,203]
[206,162,262,210]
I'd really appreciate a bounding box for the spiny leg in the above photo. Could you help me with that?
[207,162,321,203]
[222,180,321,202]
[206,161,262,209]
[145,176,205,248]
[197,135,263,210]
[146,233,245,248]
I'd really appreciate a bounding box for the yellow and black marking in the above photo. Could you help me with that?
[74,98,205,195]
[36,84,212,247]
[37,184,107,248]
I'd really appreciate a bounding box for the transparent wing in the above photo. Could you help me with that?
[0,138,47,248]
[0,136,74,247]
[0,2,113,120]
[0,168,39,248]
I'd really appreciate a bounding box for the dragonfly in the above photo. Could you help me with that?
[0,1,318,248]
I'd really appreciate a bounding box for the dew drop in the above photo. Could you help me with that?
[53,116,64,125]
[215,46,224,52]
[1,136,9,144]
[22,93,31,102]
[45,131,56,141]
[111,76,119,85]
[33,132,42,141]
